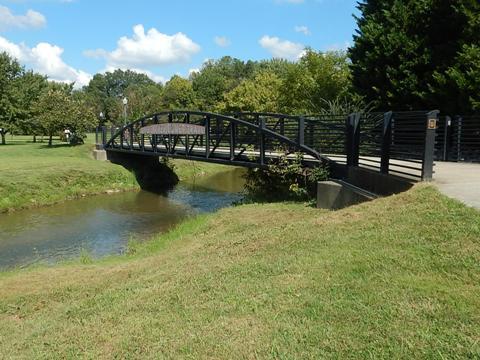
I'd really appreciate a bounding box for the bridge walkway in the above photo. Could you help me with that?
[433,162,480,209]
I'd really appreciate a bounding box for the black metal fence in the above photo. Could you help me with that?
[436,115,480,162]
[344,111,438,181]
[97,110,454,181]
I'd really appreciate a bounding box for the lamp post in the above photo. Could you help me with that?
[122,97,128,126]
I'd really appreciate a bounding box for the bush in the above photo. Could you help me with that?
[244,152,329,202]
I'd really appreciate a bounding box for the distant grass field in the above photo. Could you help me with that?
[0,135,232,212]
[0,185,478,358]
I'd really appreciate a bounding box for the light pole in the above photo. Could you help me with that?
[122,97,128,126]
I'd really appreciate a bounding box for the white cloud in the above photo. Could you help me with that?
[0,6,46,31]
[214,36,230,47]
[85,24,200,69]
[325,41,351,52]
[294,25,311,36]
[259,35,305,61]
[0,36,91,88]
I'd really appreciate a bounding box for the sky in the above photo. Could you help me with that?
[0,0,359,88]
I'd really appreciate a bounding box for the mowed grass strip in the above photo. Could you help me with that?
[0,185,478,358]
[0,135,138,212]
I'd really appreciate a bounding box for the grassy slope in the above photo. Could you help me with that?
[0,185,479,358]
[0,135,232,212]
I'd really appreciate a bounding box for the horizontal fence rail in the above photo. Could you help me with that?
[436,115,480,162]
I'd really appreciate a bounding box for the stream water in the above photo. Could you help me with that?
[0,168,245,270]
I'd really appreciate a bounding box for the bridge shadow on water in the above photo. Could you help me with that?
[107,151,179,194]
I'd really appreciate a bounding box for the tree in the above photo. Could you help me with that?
[161,76,196,109]
[0,52,23,145]
[84,69,156,125]
[350,0,480,113]
[124,82,164,119]
[280,49,352,114]
[219,70,283,113]
[33,82,95,146]
[191,57,256,110]
[14,71,48,142]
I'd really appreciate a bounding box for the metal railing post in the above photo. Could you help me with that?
[205,116,210,158]
[456,115,463,161]
[259,118,266,166]
[380,111,393,174]
[298,116,305,146]
[422,110,439,181]
[230,122,236,161]
[102,126,107,148]
[346,113,361,167]
[443,116,451,161]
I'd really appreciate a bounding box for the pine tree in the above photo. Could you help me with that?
[350,0,480,113]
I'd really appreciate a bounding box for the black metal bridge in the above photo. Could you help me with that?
[97,110,439,184]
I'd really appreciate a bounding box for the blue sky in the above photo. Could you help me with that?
[0,0,359,87]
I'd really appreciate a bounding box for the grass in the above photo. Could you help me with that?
[0,185,479,358]
[0,135,232,212]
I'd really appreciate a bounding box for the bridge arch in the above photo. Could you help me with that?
[103,110,333,168]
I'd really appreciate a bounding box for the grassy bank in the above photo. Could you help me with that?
[0,185,479,358]
[0,135,233,213]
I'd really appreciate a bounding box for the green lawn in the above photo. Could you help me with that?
[0,185,478,358]
[0,135,233,212]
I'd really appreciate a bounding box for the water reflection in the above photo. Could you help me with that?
[0,168,245,270]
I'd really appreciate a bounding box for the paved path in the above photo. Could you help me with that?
[434,162,480,209]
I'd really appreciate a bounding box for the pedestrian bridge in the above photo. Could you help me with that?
[97,110,439,195]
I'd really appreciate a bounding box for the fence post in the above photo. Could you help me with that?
[346,113,361,167]
[380,111,393,174]
[298,116,305,146]
[230,122,236,161]
[102,126,107,148]
[259,118,266,166]
[456,115,463,161]
[442,116,451,161]
[422,110,439,181]
[205,116,210,158]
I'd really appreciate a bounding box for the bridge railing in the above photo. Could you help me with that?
[96,110,438,181]
[99,111,325,168]
[435,114,480,162]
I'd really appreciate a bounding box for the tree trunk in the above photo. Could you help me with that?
[1,132,5,145]
[48,134,53,147]
[33,135,37,143]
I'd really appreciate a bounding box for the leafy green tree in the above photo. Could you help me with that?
[191,57,256,110]
[350,0,480,113]
[124,82,164,119]
[0,52,23,145]
[280,49,352,114]
[14,71,48,142]
[219,70,283,113]
[34,83,95,146]
[161,75,196,109]
[84,69,156,124]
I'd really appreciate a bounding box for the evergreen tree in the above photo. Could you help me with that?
[350,0,480,113]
